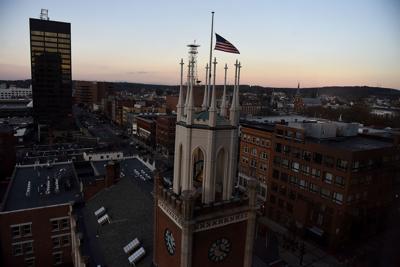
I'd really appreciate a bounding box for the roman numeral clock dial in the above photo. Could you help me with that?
[208,238,231,262]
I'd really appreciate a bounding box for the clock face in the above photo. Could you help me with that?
[208,238,231,262]
[164,229,175,255]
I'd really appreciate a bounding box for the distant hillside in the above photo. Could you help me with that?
[247,85,400,99]
[1,79,399,99]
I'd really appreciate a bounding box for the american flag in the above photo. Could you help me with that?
[214,33,240,54]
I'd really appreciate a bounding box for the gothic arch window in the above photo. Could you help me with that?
[216,147,227,201]
[177,143,183,191]
[192,147,205,190]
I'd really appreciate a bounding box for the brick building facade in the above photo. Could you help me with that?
[238,120,400,249]
[156,115,176,157]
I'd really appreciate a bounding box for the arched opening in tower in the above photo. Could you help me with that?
[177,144,183,191]
[215,148,226,201]
[192,147,205,190]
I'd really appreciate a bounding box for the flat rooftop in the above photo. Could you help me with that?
[1,162,82,212]
[240,120,275,132]
[312,135,394,151]
[245,115,321,124]
[77,159,154,267]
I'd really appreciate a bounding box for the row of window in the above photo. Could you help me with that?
[31,41,71,49]
[243,146,268,159]
[241,157,268,171]
[273,158,346,187]
[241,134,271,147]
[269,194,294,213]
[31,31,70,38]
[31,35,70,43]
[271,179,344,205]
[288,178,344,204]
[274,143,350,171]
[51,217,70,231]
[52,234,70,248]
[11,223,32,239]
[12,240,33,256]
[352,155,399,172]
[31,52,70,59]
[11,218,69,239]
[275,128,304,140]
[238,175,267,199]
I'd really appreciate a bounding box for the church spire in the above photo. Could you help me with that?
[220,63,228,117]
[186,58,195,125]
[209,57,218,127]
[177,58,185,121]
[296,82,301,96]
[230,60,241,126]
[201,64,209,111]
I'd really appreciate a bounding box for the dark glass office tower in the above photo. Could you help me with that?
[29,17,72,131]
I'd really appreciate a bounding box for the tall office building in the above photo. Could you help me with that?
[29,11,72,132]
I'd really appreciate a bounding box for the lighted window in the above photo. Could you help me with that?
[292,162,300,172]
[45,32,57,37]
[58,43,70,49]
[333,192,343,204]
[58,33,70,38]
[299,179,308,189]
[45,47,57,53]
[31,31,44,36]
[337,159,348,170]
[324,172,333,184]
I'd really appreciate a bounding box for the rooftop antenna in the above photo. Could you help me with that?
[40,9,49,20]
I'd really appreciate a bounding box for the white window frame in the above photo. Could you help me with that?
[10,222,32,239]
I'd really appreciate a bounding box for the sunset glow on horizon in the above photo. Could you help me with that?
[0,0,399,89]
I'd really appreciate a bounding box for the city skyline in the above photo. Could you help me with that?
[0,0,400,89]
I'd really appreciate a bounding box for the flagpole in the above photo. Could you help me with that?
[208,11,215,106]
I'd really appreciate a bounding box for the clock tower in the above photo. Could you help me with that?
[153,44,258,267]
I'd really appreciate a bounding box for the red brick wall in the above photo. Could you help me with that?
[154,207,181,267]
[0,204,72,267]
[192,221,247,267]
